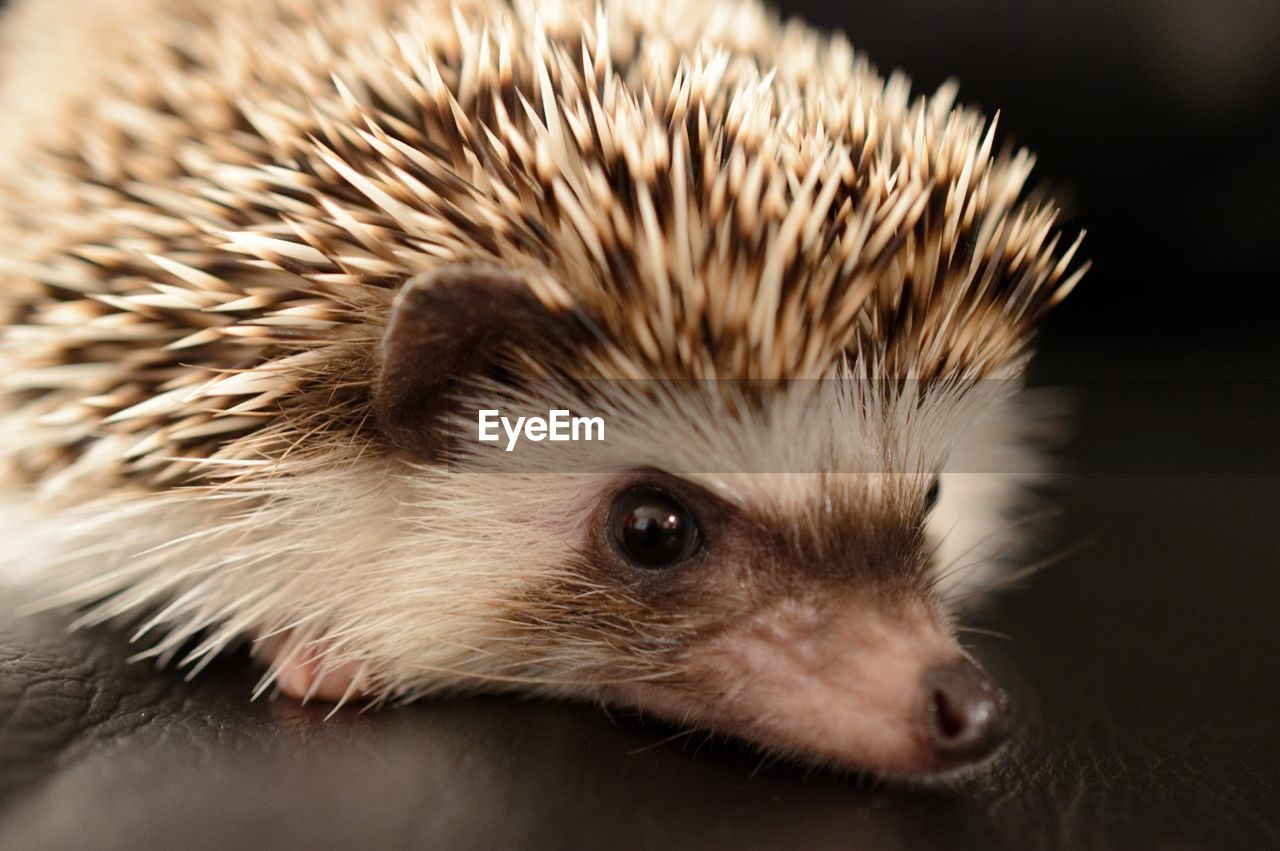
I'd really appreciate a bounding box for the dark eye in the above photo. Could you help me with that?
[609,487,701,569]
[925,477,941,512]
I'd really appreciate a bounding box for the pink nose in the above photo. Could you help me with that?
[923,659,1012,764]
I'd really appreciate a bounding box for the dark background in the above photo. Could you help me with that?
[1,0,1278,848]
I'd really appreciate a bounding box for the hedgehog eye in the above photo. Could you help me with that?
[609,487,701,569]
[925,476,941,512]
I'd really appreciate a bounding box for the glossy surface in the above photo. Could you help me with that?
[611,488,701,568]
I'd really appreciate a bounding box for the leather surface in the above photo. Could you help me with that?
[1,0,1278,848]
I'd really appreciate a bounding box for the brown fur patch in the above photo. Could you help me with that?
[500,469,943,690]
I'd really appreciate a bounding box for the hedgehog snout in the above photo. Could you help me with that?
[615,596,1016,778]
[922,658,1012,766]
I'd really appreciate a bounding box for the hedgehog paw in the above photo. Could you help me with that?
[255,633,369,704]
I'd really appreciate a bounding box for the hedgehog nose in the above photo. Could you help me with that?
[923,659,1012,764]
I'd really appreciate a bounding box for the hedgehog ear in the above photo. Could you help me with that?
[374,265,576,457]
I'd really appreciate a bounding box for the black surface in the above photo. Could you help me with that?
[2,0,1278,848]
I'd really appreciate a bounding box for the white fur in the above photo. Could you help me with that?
[0,372,1049,704]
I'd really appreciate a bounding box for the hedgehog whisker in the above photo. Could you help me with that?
[944,536,1095,606]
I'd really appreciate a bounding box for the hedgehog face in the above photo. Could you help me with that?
[454,444,1011,778]
[574,467,1011,777]
[357,416,1016,777]
[357,264,1022,776]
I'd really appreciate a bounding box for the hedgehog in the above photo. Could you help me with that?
[0,0,1085,778]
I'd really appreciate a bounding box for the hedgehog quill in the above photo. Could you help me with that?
[0,0,1086,778]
